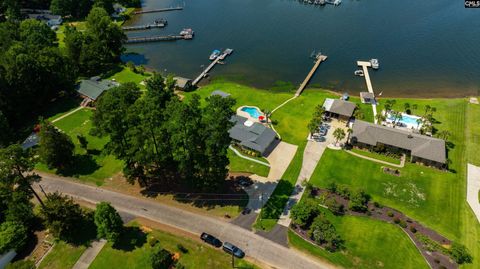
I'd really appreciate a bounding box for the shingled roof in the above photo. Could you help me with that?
[350,120,446,164]
[229,115,276,155]
[77,77,119,101]
[323,98,356,117]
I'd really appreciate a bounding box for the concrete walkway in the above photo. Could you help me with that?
[51,106,84,123]
[35,174,334,269]
[278,140,327,227]
[229,145,270,167]
[345,150,405,168]
[72,239,107,269]
[467,164,480,223]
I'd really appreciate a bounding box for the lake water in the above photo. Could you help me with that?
[124,0,480,97]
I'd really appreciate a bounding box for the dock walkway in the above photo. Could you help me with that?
[122,23,166,31]
[295,55,328,97]
[357,61,378,123]
[126,35,191,44]
[133,7,183,15]
[192,50,233,86]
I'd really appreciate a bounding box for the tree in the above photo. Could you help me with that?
[0,221,28,253]
[411,104,418,112]
[0,144,44,209]
[19,19,57,49]
[0,110,12,147]
[50,0,75,16]
[353,108,364,120]
[40,192,84,240]
[77,134,88,151]
[150,245,174,269]
[450,242,473,264]
[38,120,75,169]
[64,26,84,64]
[437,130,451,141]
[403,102,410,113]
[4,190,35,226]
[332,128,346,145]
[93,0,115,14]
[5,260,36,269]
[308,105,324,134]
[325,197,344,215]
[308,214,342,252]
[94,202,123,244]
[383,99,396,112]
[349,189,370,212]
[291,200,320,228]
[424,105,431,116]
[375,113,386,124]
[392,111,403,127]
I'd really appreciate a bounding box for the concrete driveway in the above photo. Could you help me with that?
[265,141,297,180]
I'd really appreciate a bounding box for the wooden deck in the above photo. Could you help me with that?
[295,55,328,97]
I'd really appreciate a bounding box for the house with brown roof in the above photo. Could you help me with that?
[349,120,447,168]
[323,98,356,121]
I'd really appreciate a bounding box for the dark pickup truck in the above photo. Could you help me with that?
[200,232,222,248]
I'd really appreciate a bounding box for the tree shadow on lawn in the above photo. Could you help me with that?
[260,179,295,220]
[138,173,249,212]
[67,212,98,247]
[112,226,147,251]
[57,154,100,177]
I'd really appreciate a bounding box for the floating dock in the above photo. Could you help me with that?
[295,54,328,97]
[192,49,234,86]
[122,19,167,31]
[133,7,183,15]
[357,61,378,123]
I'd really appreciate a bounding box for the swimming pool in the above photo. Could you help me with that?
[387,113,422,129]
[241,106,262,119]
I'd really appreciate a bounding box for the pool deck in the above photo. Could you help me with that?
[237,105,265,123]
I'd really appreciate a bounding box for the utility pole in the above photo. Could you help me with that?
[231,251,235,268]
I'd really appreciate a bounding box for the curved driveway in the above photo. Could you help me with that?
[35,173,335,269]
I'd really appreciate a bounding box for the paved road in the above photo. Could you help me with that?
[35,174,335,269]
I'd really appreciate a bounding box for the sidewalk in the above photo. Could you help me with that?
[467,164,480,223]
[72,239,107,269]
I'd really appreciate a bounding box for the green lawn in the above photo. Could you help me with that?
[36,108,124,185]
[89,223,259,269]
[309,98,480,268]
[351,148,401,165]
[38,241,86,269]
[107,67,151,90]
[288,208,428,269]
[466,100,480,166]
[227,149,270,177]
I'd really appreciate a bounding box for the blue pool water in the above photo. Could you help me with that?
[388,113,421,127]
[241,107,262,118]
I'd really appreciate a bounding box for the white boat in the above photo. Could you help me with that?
[370,58,379,69]
[354,70,364,76]
[209,49,221,60]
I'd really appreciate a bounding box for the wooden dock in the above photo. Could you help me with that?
[126,35,188,44]
[122,23,166,31]
[295,54,328,97]
[357,61,378,123]
[133,7,183,15]
[192,50,233,86]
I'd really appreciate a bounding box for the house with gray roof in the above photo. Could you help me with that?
[229,115,277,156]
[350,120,446,168]
[77,77,119,102]
[323,98,356,120]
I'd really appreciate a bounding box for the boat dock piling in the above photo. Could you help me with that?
[133,7,183,15]
[295,54,328,97]
[192,50,233,86]
[357,61,378,123]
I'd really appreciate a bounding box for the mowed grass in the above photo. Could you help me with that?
[227,149,270,177]
[310,98,480,268]
[288,208,428,269]
[466,100,480,166]
[89,223,259,269]
[36,108,124,185]
[351,148,401,165]
[38,241,86,269]
[107,67,151,90]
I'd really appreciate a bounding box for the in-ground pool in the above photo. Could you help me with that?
[241,106,262,119]
[387,113,422,129]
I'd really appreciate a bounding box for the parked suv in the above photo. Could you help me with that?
[222,242,245,258]
[200,232,222,247]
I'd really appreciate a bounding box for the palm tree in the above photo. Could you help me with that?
[353,109,364,120]
[333,128,346,146]
[438,130,451,140]
[412,104,418,112]
[375,113,386,124]
[392,111,403,127]
[404,102,410,113]
[416,118,423,129]
[424,105,431,116]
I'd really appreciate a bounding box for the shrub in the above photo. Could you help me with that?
[349,189,370,213]
[326,182,337,193]
[177,244,188,253]
[0,221,28,253]
[433,259,440,264]
[290,200,320,228]
[150,245,174,269]
[6,260,35,269]
[387,211,394,217]
[450,242,473,264]
[308,213,343,252]
[373,201,381,208]
[148,236,159,247]
[399,220,407,228]
[175,263,186,269]
[338,186,351,199]
[409,226,417,233]
[325,197,344,216]
[393,217,400,224]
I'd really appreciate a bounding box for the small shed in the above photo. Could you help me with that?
[211,90,231,98]
[173,77,192,91]
[360,92,376,104]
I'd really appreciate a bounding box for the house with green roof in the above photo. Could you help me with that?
[76,77,119,103]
